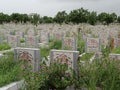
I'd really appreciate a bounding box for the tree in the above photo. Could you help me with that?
[117,16,120,23]
[54,11,68,24]
[88,11,97,25]
[69,8,90,24]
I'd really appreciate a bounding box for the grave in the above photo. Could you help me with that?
[109,54,120,60]
[39,30,49,43]
[16,32,24,38]
[53,32,64,41]
[27,29,36,36]
[86,38,101,53]
[62,37,77,50]
[50,50,79,72]
[14,47,40,72]
[7,35,20,47]
[25,36,38,48]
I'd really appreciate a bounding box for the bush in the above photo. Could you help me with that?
[0,43,11,51]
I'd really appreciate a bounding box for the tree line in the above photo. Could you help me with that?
[0,8,120,25]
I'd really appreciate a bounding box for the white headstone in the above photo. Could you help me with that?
[25,36,38,48]
[62,37,77,50]
[14,47,40,72]
[7,35,20,47]
[50,50,79,72]
[86,38,100,53]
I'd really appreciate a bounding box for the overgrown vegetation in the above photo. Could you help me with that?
[0,43,11,51]
[0,52,22,87]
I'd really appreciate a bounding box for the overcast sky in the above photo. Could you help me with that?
[0,0,120,17]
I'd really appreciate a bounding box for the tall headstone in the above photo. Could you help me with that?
[86,38,100,53]
[27,29,36,36]
[14,47,40,72]
[54,32,64,41]
[39,30,49,43]
[7,35,20,47]
[50,50,79,72]
[16,32,24,38]
[62,37,77,50]
[109,54,120,60]
[25,36,38,48]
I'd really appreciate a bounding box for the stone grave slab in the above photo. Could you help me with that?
[50,50,79,72]
[27,29,36,36]
[39,30,49,43]
[16,32,24,38]
[14,47,40,72]
[25,36,38,48]
[109,54,120,60]
[86,38,100,53]
[7,35,20,47]
[62,37,77,50]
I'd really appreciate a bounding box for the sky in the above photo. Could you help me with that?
[0,0,120,17]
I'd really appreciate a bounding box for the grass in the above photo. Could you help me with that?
[80,53,94,61]
[0,52,22,87]
[0,43,11,51]
[111,46,120,54]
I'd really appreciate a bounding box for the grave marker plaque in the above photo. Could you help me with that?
[86,38,100,53]
[50,50,79,72]
[16,32,24,38]
[62,37,77,50]
[14,47,40,72]
[39,31,49,43]
[25,36,38,48]
[7,35,20,47]
[54,32,64,41]
[27,29,36,36]
[109,54,120,60]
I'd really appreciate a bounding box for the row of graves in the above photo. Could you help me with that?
[1,28,120,74]
[4,29,103,73]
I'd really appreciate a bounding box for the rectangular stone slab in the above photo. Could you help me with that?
[62,37,77,51]
[86,38,101,53]
[109,53,120,60]
[14,47,40,72]
[50,50,79,72]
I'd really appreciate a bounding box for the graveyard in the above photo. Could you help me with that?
[0,23,120,90]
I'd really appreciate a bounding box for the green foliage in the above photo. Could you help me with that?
[77,33,85,54]
[80,53,94,61]
[78,59,120,90]
[98,12,117,25]
[20,38,25,43]
[0,43,11,51]
[0,52,22,87]
[49,40,62,49]
[117,16,120,23]
[54,11,68,24]
[69,8,90,24]
[111,46,120,54]
[88,11,97,25]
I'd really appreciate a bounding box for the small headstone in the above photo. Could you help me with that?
[16,32,24,38]
[62,37,77,50]
[86,38,100,53]
[39,30,49,43]
[50,50,79,72]
[7,35,20,47]
[109,54,120,60]
[54,32,64,41]
[27,29,36,36]
[25,36,38,48]
[14,47,40,72]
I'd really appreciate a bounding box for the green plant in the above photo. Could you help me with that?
[0,52,22,87]
[77,33,85,54]
[0,43,11,51]
[49,40,62,49]
[20,38,25,43]
[111,46,120,54]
